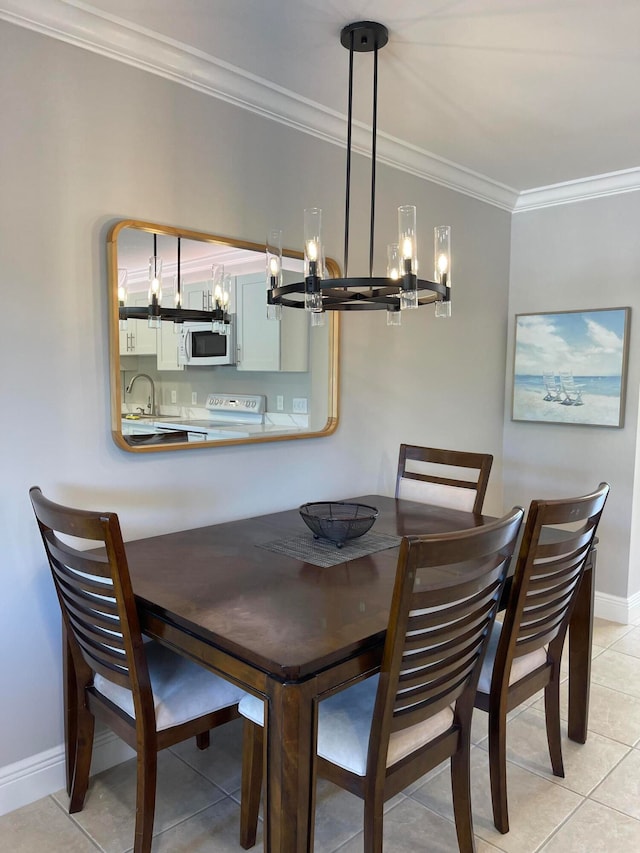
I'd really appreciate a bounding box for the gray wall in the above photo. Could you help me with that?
[505,193,640,599]
[0,21,510,776]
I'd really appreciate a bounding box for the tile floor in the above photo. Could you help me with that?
[3,617,640,852]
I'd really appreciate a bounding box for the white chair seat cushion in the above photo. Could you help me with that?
[238,675,454,777]
[398,478,476,512]
[94,641,246,731]
[477,620,547,695]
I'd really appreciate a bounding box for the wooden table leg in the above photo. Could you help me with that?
[264,679,317,853]
[62,622,77,796]
[568,552,596,743]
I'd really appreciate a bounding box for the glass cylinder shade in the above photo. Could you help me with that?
[148,256,162,304]
[148,255,162,328]
[387,307,402,326]
[398,205,417,275]
[434,225,452,318]
[266,229,283,320]
[117,268,128,330]
[387,243,401,282]
[304,208,323,281]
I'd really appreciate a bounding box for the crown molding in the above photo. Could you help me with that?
[0,0,518,211]
[514,167,640,212]
[3,1,638,214]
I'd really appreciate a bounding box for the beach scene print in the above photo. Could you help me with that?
[512,308,629,427]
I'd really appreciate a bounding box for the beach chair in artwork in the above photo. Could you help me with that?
[560,372,584,406]
[543,373,562,402]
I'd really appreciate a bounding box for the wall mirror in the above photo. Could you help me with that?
[108,220,339,452]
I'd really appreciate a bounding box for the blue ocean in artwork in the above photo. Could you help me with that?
[515,375,621,397]
[513,373,623,425]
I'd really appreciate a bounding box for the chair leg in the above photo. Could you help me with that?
[544,666,565,778]
[240,720,263,850]
[133,750,157,853]
[68,704,95,813]
[488,706,509,834]
[195,731,210,750]
[451,740,476,853]
[363,795,384,853]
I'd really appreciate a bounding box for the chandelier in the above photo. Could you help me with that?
[118,233,231,332]
[266,21,452,327]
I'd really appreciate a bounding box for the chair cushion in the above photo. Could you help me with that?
[398,478,476,512]
[93,641,246,731]
[238,675,454,777]
[477,620,548,695]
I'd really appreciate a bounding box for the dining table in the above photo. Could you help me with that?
[65,494,596,852]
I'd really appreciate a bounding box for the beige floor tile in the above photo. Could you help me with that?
[336,795,492,853]
[152,795,260,852]
[590,748,640,820]
[609,625,640,658]
[410,746,582,853]
[592,617,634,648]
[477,707,630,795]
[590,648,640,698]
[169,715,244,795]
[0,797,97,853]
[539,798,640,852]
[52,750,225,853]
[532,679,640,746]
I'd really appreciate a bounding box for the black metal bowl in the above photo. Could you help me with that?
[299,502,378,548]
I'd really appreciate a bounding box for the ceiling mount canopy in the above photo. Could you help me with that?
[266,21,452,327]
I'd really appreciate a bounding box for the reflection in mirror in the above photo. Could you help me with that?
[108,221,339,452]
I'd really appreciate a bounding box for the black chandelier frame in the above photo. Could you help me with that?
[268,21,451,314]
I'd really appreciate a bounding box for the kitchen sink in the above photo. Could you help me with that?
[121,413,182,420]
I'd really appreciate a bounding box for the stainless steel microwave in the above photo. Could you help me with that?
[178,321,236,366]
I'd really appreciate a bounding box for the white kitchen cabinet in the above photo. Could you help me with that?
[119,292,157,355]
[156,321,184,371]
[235,272,308,372]
[180,280,210,312]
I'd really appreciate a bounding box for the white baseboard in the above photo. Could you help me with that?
[594,590,640,625]
[0,731,134,817]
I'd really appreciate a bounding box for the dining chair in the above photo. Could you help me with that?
[238,506,525,853]
[474,482,610,834]
[395,445,493,514]
[29,486,247,853]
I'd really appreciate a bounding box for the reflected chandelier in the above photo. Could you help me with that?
[118,233,231,332]
[266,21,452,327]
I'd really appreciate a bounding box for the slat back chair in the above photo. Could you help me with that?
[474,482,609,834]
[396,445,493,515]
[238,506,524,853]
[29,487,245,853]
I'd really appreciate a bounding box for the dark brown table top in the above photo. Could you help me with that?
[125,494,487,682]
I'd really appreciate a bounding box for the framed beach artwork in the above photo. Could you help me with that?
[512,307,631,428]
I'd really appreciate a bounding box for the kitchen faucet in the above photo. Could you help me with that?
[125,373,156,416]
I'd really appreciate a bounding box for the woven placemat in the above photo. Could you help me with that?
[257,531,402,568]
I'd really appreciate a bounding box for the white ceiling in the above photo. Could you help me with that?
[5,0,640,208]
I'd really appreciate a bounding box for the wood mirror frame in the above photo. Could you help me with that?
[108,220,339,452]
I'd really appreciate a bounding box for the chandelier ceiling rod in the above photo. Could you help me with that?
[342,22,388,279]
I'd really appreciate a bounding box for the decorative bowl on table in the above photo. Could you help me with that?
[299,502,379,548]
